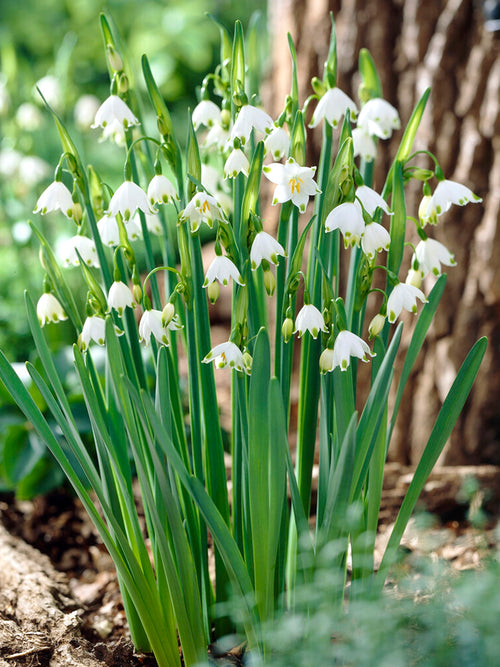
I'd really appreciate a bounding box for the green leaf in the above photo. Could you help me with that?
[358,48,382,101]
[387,162,406,276]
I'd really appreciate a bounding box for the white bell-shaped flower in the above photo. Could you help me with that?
[352,127,378,162]
[192,100,222,130]
[361,222,390,260]
[34,181,74,219]
[294,304,327,339]
[203,256,244,287]
[107,281,136,316]
[36,293,67,326]
[357,98,400,139]
[139,308,182,346]
[91,95,139,130]
[264,126,290,160]
[224,148,249,179]
[420,180,482,223]
[355,185,392,217]
[387,283,427,323]
[79,316,106,350]
[202,341,248,373]
[250,231,286,270]
[61,236,99,268]
[413,238,456,277]
[320,330,375,373]
[181,192,226,232]
[147,174,178,206]
[309,87,358,129]
[231,104,274,145]
[107,181,151,221]
[263,157,320,213]
[325,201,365,247]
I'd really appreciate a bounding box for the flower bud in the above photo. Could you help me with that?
[107,45,123,72]
[242,351,253,374]
[161,302,175,327]
[72,202,83,224]
[319,347,334,374]
[263,268,276,296]
[282,317,294,343]
[133,283,143,304]
[207,281,220,304]
[368,313,385,339]
[406,269,422,289]
[117,73,129,95]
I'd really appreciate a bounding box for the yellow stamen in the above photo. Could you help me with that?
[288,176,303,194]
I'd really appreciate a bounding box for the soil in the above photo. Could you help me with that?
[1,464,500,666]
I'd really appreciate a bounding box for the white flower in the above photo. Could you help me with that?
[139,309,182,346]
[91,95,139,130]
[361,222,390,260]
[368,313,386,339]
[357,98,400,139]
[420,180,482,223]
[250,231,286,269]
[97,215,120,246]
[203,256,244,287]
[264,126,290,160]
[294,304,327,339]
[355,185,392,217]
[387,283,427,323]
[224,148,250,179]
[61,236,99,268]
[181,192,226,232]
[231,104,274,145]
[192,100,222,129]
[143,212,163,235]
[37,293,67,326]
[263,157,320,213]
[34,181,74,218]
[147,174,178,206]
[320,330,375,373]
[99,119,126,145]
[204,123,231,151]
[202,341,247,373]
[325,201,365,247]
[352,127,378,162]
[107,181,151,221]
[413,238,456,277]
[309,87,358,129]
[79,316,106,350]
[74,94,101,131]
[107,281,136,316]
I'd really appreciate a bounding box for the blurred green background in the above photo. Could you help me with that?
[0,0,266,495]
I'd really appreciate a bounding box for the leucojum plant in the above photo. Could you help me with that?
[0,13,486,666]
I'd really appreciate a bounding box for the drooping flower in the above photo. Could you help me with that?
[361,222,391,260]
[181,192,226,232]
[419,180,482,224]
[97,214,142,246]
[413,238,456,277]
[79,316,106,350]
[250,231,286,270]
[202,341,248,373]
[192,100,222,130]
[231,104,274,145]
[294,304,327,339]
[107,281,136,316]
[91,95,139,130]
[142,212,163,235]
[357,98,400,139]
[224,148,250,178]
[61,235,99,268]
[74,94,101,131]
[309,87,358,129]
[204,122,231,151]
[387,282,427,323]
[355,185,392,217]
[203,256,244,287]
[147,174,179,206]
[320,330,375,373]
[263,157,320,213]
[36,293,67,326]
[264,125,290,160]
[325,201,365,247]
[352,127,378,162]
[107,181,151,221]
[139,308,182,346]
[368,313,386,339]
[34,181,74,219]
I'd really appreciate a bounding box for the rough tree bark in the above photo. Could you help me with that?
[267,0,500,465]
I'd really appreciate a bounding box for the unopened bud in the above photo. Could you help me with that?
[72,202,83,225]
[418,195,436,225]
[221,108,231,130]
[368,313,385,339]
[107,45,123,72]
[207,281,219,304]
[242,351,253,373]
[161,302,175,327]
[117,73,129,95]
[319,347,334,374]
[132,283,143,304]
[282,317,294,343]
[263,268,275,296]
[406,269,422,289]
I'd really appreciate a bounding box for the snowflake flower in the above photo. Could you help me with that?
[250,231,286,269]
[181,192,226,232]
[361,222,391,260]
[264,126,290,160]
[419,180,482,224]
[34,181,74,219]
[147,174,179,206]
[202,341,248,373]
[36,293,67,326]
[79,316,106,350]
[231,104,274,145]
[357,98,400,139]
[107,281,136,316]
[224,148,249,178]
[352,127,378,162]
[263,157,320,213]
[309,87,358,128]
[61,236,99,268]
[203,256,244,287]
[320,330,375,373]
[387,283,427,323]
[139,309,182,346]
[294,304,327,339]
[107,181,151,222]
[91,95,139,130]
[325,201,365,247]
[355,185,392,217]
[192,100,222,130]
[413,238,456,277]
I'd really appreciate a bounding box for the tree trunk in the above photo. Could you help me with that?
[267,0,500,465]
